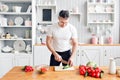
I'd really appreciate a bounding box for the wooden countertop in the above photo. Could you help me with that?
[1,66,120,80]
[34,43,120,46]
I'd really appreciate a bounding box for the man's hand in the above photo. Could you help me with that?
[68,57,74,67]
[54,54,62,62]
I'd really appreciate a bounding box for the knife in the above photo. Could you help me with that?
[61,59,68,64]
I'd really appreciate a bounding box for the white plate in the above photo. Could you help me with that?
[13,40,26,51]
[14,17,23,25]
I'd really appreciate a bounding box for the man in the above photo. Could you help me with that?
[46,10,78,66]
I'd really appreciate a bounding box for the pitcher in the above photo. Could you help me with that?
[109,58,116,74]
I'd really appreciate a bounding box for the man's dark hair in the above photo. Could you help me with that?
[59,10,69,19]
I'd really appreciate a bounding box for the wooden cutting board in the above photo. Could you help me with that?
[54,66,75,71]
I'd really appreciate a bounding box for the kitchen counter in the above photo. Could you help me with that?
[1,66,120,80]
[34,43,120,46]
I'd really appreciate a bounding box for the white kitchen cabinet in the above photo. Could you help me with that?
[76,46,102,66]
[34,46,78,66]
[34,46,51,66]
[0,54,14,78]
[113,46,120,66]
[76,46,120,66]
[14,54,33,66]
[0,53,32,78]
[101,46,113,66]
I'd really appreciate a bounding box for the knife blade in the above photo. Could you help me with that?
[61,59,68,64]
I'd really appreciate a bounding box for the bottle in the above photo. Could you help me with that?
[99,36,104,44]
[25,30,29,39]
[91,34,98,44]
[107,35,113,44]
[96,26,100,34]
[109,58,116,74]
[36,36,42,44]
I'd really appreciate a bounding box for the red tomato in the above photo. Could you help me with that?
[79,65,86,70]
[91,72,96,77]
[91,69,95,73]
[95,67,101,73]
[79,69,86,75]
[89,72,92,76]
[41,68,47,73]
[87,67,92,73]
[95,72,100,78]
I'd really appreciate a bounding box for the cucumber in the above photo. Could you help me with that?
[100,70,104,78]
[63,65,70,69]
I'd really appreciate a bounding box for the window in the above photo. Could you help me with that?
[42,9,52,21]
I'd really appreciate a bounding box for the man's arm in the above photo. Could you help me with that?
[71,38,78,58]
[46,36,62,62]
[68,38,78,66]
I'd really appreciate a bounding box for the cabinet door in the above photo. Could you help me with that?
[14,54,32,66]
[77,46,101,66]
[113,46,120,66]
[0,54,14,78]
[102,46,113,66]
[34,46,51,65]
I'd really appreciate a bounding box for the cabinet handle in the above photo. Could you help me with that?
[105,54,107,56]
[82,54,84,56]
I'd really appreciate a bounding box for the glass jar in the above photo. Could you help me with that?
[91,34,98,44]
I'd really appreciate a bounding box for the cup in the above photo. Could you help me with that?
[13,6,22,12]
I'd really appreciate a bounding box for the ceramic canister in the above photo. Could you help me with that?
[25,20,32,26]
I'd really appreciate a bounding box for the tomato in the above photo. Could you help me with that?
[95,67,101,73]
[91,69,95,73]
[89,72,92,76]
[79,65,86,70]
[91,72,96,77]
[90,69,96,77]
[79,69,86,75]
[41,68,47,73]
[95,72,100,78]
[87,67,92,73]
[85,66,89,70]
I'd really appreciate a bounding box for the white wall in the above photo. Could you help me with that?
[36,0,120,44]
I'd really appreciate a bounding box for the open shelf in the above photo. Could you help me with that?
[70,13,81,21]
[88,22,114,24]
[0,26,32,27]
[0,0,31,3]
[0,12,32,15]
[0,39,32,41]
[88,12,114,14]
[87,3,114,5]
[36,4,56,7]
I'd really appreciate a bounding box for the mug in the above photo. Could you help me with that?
[13,6,22,12]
